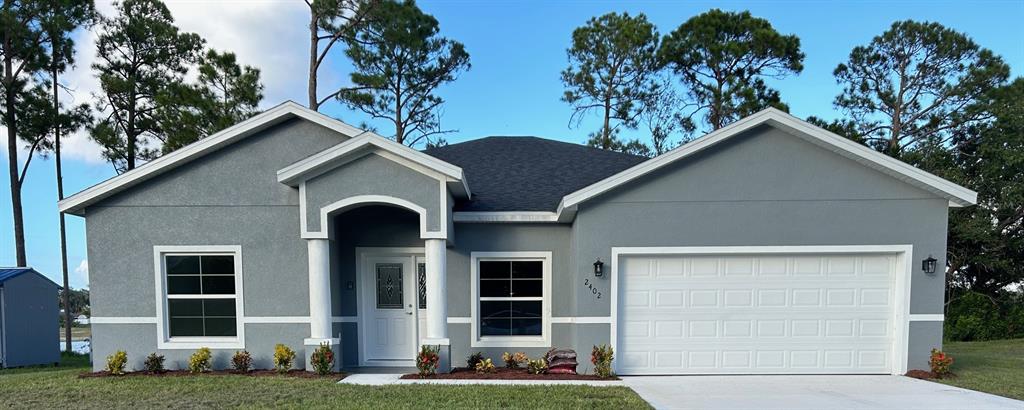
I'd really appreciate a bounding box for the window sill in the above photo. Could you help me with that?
[471,336,549,348]
[157,337,244,350]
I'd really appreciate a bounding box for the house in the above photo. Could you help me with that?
[0,268,61,368]
[59,101,973,374]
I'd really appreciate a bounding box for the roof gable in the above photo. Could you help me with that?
[557,108,976,220]
[59,101,371,216]
[0,267,60,288]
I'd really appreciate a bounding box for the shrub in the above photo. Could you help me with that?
[188,347,213,374]
[143,353,165,373]
[416,345,440,377]
[310,342,335,376]
[945,290,1024,341]
[474,357,496,373]
[106,350,128,375]
[502,351,528,369]
[466,351,484,369]
[274,344,296,373]
[929,348,953,378]
[231,350,253,373]
[527,358,547,375]
[591,344,614,378]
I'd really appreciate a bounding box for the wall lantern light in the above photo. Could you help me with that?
[922,255,937,275]
[593,259,604,277]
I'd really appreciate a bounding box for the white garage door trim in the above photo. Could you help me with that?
[610,245,913,375]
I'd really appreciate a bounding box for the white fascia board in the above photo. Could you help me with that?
[58,101,368,216]
[276,133,470,198]
[558,108,977,216]
[452,211,560,223]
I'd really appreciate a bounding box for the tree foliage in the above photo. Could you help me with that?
[338,0,469,146]
[660,9,803,130]
[2,0,95,266]
[160,50,264,153]
[561,12,665,153]
[90,0,204,173]
[833,20,1009,157]
[306,0,378,111]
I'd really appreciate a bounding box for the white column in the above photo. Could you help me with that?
[306,238,332,339]
[424,238,448,342]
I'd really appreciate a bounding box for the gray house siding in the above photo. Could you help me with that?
[571,125,949,371]
[0,273,60,368]
[84,119,348,370]
[304,153,443,233]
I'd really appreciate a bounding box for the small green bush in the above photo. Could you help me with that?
[502,351,528,369]
[945,290,1024,341]
[929,348,954,378]
[231,350,252,373]
[591,344,614,378]
[274,344,296,373]
[188,347,213,374]
[310,343,335,375]
[143,353,165,373]
[106,350,128,375]
[466,352,484,368]
[416,345,440,377]
[474,357,496,373]
[527,357,547,374]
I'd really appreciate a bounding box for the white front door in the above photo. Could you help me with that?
[361,255,417,365]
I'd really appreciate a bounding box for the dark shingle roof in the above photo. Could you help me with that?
[424,136,647,212]
[0,267,59,287]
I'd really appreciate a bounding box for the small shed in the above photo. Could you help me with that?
[0,267,60,368]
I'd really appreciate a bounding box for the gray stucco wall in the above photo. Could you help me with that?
[572,124,950,371]
[0,273,60,367]
[304,153,443,233]
[84,118,348,370]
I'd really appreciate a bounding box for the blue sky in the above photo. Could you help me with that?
[3,0,1023,288]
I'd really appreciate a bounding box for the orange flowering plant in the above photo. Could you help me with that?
[929,348,953,378]
[417,345,441,377]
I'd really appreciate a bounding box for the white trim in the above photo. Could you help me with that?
[550,316,612,324]
[276,132,470,198]
[470,251,553,348]
[558,108,976,218]
[153,245,245,350]
[88,317,159,324]
[909,314,945,322]
[59,101,374,216]
[332,316,358,323]
[304,194,447,240]
[453,212,560,223]
[243,316,311,324]
[446,317,471,324]
[609,245,914,376]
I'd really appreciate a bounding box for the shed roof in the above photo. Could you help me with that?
[0,267,60,288]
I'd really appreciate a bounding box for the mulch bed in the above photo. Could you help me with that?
[80,369,346,380]
[400,367,619,380]
[905,369,956,380]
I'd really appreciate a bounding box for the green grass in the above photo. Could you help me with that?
[0,353,649,409]
[940,338,1024,400]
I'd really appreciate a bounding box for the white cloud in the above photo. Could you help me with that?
[52,0,314,164]
[74,259,89,288]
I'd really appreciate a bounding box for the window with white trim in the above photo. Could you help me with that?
[155,246,243,348]
[165,255,238,337]
[471,252,551,347]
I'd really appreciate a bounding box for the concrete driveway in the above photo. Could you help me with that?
[623,375,1023,410]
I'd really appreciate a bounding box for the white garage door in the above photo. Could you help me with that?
[618,252,897,374]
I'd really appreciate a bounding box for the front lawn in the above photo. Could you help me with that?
[0,353,649,409]
[940,338,1024,400]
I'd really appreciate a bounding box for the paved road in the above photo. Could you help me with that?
[622,375,1023,410]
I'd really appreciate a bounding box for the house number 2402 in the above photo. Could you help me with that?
[583,278,603,299]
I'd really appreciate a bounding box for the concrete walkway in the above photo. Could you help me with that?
[622,375,1024,410]
[338,373,624,386]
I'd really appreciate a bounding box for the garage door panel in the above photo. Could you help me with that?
[619,253,895,375]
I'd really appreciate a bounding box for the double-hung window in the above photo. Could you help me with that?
[155,246,243,349]
[471,252,551,347]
